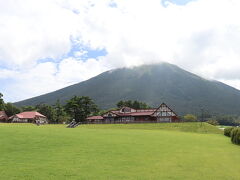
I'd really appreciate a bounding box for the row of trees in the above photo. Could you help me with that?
[0,93,22,117]
[0,94,99,123]
[2,92,240,125]
[29,96,98,123]
[182,113,240,126]
[116,100,151,109]
[1,93,153,123]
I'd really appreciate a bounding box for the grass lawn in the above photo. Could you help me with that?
[0,123,239,180]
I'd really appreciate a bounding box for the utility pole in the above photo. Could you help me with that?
[201,108,204,122]
[200,108,204,127]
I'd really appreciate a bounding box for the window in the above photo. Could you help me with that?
[122,108,131,113]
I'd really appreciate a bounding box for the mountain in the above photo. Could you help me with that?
[15,63,240,115]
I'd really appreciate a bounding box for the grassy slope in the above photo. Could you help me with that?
[0,123,239,180]
[81,122,222,134]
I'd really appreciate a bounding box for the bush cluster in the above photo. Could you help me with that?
[224,127,234,137]
[183,114,197,122]
[206,119,219,126]
[231,127,240,145]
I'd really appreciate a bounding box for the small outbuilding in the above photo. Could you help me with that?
[0,111,8,122]
[86,116,104,123]
[10,111,47,124]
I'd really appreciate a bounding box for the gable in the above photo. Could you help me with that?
[102,112,118,117]
[120,107,136,113]
[153,103,177,117]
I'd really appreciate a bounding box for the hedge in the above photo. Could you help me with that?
[231,127,240,145]
[224,127,234,137]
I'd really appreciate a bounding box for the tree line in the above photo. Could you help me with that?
[0,94,99,123]
[0,93,151,123]
[116,100,151,109]
[182,113,240,126]
[2,92,240,125]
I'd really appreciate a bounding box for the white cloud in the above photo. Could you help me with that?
[1,57,110,102]
[56,57,109,84]
[0,0,78,67]
[2,0,240,102]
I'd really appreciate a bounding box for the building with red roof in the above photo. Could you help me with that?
[10,111,47,124]
[86,116,104,123]
[86,103,179,124]
[0,111,8,122]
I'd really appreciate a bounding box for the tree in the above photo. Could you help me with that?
[183,114,197,122]
[116,100,151,109]
[21,105,36,112]
[0,93,5,110]
[4,103,21,117]
[54,99,68,124]
[116,100,125,108]
[65,96,99,122]
[36,104,56,123]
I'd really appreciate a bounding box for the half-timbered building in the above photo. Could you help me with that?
[87,103,179,123]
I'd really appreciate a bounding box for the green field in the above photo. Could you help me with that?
[0,123,239,180]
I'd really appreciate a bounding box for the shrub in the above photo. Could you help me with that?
[206,119,219,126]
[224,127,234,137]
[231,127,240,145]
[183,114,197,122]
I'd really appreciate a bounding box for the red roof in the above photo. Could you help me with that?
[14,112,46,119]
[87,116,104,120]
[0,111,8,120]
[128,111,154,116]
[103,104,178,118]
[113,111,154,116]
[136,109,156,112]
[109,108,156,117]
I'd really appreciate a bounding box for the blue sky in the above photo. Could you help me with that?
[1,0,240,103]
[163,0,196,6]
[67,46,107,61]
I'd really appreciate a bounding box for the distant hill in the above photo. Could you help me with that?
[15,63,240,115]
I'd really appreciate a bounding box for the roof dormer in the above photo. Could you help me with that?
[120,107,136,113]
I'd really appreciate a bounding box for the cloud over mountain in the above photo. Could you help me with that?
[1,0,240,102]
